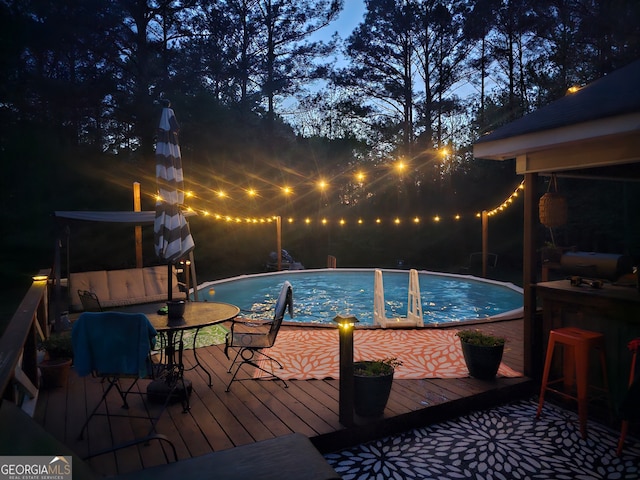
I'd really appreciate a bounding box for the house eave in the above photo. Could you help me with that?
[473,112,640,166]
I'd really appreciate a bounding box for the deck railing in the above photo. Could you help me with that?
[0,269,50,407]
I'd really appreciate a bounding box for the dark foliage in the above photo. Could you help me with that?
[1,0,639,325]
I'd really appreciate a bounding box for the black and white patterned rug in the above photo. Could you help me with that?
[325,399,640,479]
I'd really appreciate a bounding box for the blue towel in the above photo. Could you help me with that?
[72,312,157,378]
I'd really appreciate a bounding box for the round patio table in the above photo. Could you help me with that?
[116,301,240,410]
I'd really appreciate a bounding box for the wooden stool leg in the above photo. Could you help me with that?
[536,337,556,419]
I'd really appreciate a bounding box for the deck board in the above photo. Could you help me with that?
[35,319,532,477]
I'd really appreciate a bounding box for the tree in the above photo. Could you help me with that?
[413,0,469,150]
[463,0,501,130]
[254,0,342,129]
[109,0,200,161]
[575,0,640,77]
[337,0,418,159]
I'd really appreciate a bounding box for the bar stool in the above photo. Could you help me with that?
[617,337,639,456]
[536,326,610,439]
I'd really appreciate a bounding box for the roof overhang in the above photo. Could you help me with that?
[473,112,640,175]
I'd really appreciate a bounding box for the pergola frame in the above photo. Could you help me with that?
[473,60,640,379]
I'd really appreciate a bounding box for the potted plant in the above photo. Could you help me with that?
[539,242,564,263]
[353,357,402,417]
[39,332,74,389]
[456,329,505,380]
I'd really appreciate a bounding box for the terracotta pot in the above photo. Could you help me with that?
[39,358,72,389]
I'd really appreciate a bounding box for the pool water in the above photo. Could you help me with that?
[196,269,523,326]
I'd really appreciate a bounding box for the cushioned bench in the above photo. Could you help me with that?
[0,401,341,479]
[116,433,341,480]
[69,266,187,311]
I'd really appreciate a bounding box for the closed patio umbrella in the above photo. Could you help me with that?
[154,101,195,300]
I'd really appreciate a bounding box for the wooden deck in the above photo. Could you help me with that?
[34,319,533,477]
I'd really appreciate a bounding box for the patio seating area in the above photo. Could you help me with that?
[2,270,638,478]
[33,319,534,477]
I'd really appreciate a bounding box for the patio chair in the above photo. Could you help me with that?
[224,281,293,391]
[78,289,102,312]
[72,311,162,440]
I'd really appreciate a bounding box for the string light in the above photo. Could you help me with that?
[188,212,503,224]
[172,181,525,226]
[483,180,525,217]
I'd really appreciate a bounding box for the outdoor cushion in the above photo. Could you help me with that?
[142,265,179,297]
[69,266,185,311]
[107,268,145,303]
[116,433,341,480]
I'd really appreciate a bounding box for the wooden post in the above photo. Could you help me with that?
[334,315,358,427]
[523,172,539,379]
[189,251,199,301]
[276,216,282,271]
[133,182,143,268]
[482,210,488,278]
[184,260,190,299]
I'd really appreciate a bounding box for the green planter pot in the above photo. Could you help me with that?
[460,342,504,380]
[353,361,394,417]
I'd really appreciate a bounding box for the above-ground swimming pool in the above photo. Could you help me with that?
[196,269,523,326]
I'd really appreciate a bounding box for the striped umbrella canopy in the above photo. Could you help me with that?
[154,103,195,297]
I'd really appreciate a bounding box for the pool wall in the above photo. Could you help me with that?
[195,268,524,327]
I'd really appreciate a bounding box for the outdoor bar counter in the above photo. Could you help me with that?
[535,279,640,406]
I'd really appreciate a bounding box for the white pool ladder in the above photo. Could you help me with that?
[373,269,424,328]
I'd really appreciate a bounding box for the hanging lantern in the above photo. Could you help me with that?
[539,174,567,228]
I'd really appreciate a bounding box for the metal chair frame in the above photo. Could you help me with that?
[73,312,173,443]
[224,282,293,391]
[78,289,102,312]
